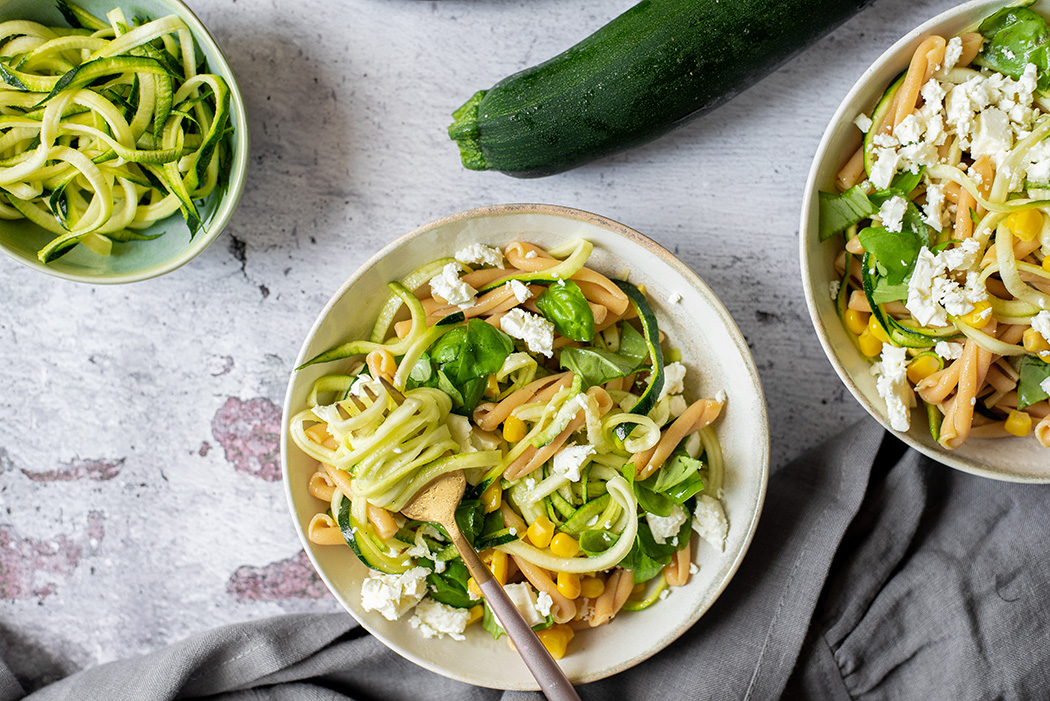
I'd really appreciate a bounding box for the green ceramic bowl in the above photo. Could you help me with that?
[0,0,249,283]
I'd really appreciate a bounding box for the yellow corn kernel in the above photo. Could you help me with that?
[527,515,555,549]
[556,571,582,599]
[1006,209,1043,242]
[858,329,883,357]
[481,480,502,514]
[1023,327,1050,354]
[844,309,869,335]
[1005,409,1032,437]
[466,604,484,626]
[906,355,941,384]
[867,315,890,343]
[580,576,605,599]
[503,415,527,443]
[488,550,509,585]
[549,533,580,558]
[636,284,647,296]
[536,624,575,660]
[467,577,482,600]
[959,300,993,328]
[485,374,499,398]
[1043,256,1050,273]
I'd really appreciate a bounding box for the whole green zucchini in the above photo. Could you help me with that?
[448,0,873,177]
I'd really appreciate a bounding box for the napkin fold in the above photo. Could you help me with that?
[4,418,1048,700]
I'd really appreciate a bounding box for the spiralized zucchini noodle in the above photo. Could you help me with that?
[0,2,233,262]
[289,239,730,655]
[820,6,1050,449]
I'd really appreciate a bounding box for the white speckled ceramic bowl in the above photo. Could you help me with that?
[281,204,769,689]
[801,0,1050,482]
[0,0,248,283]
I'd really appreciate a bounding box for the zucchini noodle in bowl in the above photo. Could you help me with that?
[803,0,1050,481]
[281,204,768,689]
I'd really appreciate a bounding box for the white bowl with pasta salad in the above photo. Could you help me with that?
[802,0,1050,480]
[280,203,768,689]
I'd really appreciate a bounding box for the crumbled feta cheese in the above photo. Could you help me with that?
[942,36,963,72]
[667,290,682,304]
[525,250,538,259]
[552,443,595,482]
[1041,375,1050,395]
[455,243,505,269]
[935,341,965,360]
[536,591,554,618]
[829,280,841,301]
[647,504,688,545]
[1032,310,1050,343]
[669,394,688,418]
[506,279,532,303]
[872,344,915,431]
[878,195,908,233]
[923,183,946,230]
[503,582,547,627]
[971,107,1013,159]
[692,495,728,552]
[905,239,984,327]
[659,361,687,399]
[500,308,555,357]
[894,113,925,145]
[869,147,900,189]
[360,567,429,621]
[715,388,728,405]
[854,113,873,133]
[429,263,477,309]
[410,598,470,640]
[1025,140,1050,184]
[659,589,670,601]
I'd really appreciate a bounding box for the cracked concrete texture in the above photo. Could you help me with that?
[0,0,951,691]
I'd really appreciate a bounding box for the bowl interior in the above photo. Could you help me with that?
[800,0,1050,482]
[0,0,248,283]
[281,204,770,689]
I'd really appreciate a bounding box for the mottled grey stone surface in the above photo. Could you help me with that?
[0,0,957,692]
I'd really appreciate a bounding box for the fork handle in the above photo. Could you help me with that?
[448,525,581,701]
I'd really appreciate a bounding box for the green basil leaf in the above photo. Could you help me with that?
[634,482,675,517]
[1017,354,1050,409]
[858,225,923,286]
[621,527,671,584]
[890,167,924,196]
[559,346,639,389]
[652,453,704,492]
[818,185,876,242]
[425,319,514,413]
[975,7,1050,92]
[536,280,595,342]
[426,559,475,609]
[454,499,485,546]
[578,529,617,557]
[666,472,705,504]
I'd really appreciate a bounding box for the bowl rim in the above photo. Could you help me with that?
[0,0,250,285]
[280,202,771,687]
[799,0,1049,483]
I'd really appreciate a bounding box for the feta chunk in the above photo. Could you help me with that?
[869,147,900,189]
[878,195,908,233]
[1041,375,1050,396]
[894,113,925,145]
[923,183,946,230]
[1032,310,1050,343]
[971,107,1013,159]
[536,591,554,618]
[647,504,688,545]
[905,240,983,327]
[410,598,470,640]
[506,279,532,303]
[667,290,683,304]
[659,361,687,399]
[553,443,595,482]
[455,243,505,269]
[503,582,548,627]
[500,308,555,357]
[360,567,429,621]
[942,36,963,72]
[429,263,477,309]
[872,344,914,431]
[692,495,728,552]
[934,341,964,360]
[854,113,873,133]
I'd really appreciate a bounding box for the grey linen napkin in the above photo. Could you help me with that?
[3,418,1048,700]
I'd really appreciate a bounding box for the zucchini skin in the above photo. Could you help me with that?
[449,0,874,177]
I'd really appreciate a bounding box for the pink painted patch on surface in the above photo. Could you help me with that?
[227,550,330,601]
[211,396,282,481]
[22,458,124,482]
[0,512,105,600]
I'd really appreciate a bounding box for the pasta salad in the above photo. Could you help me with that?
[288,239,729,658]
[819,5,1050,449]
